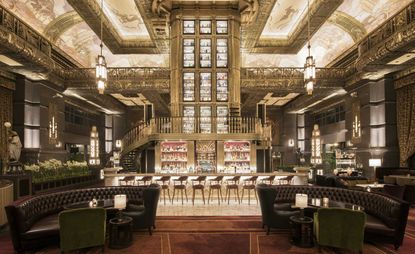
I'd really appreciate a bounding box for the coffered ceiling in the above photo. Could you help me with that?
[1,0,410,69]
[0,0,414,116]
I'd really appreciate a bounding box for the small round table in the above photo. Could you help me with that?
[109,216,133,249]
[289,215,314,248]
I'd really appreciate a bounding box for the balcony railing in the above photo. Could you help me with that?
[122,116,270,154]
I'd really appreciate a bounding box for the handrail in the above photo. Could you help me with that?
[121,116,269,154]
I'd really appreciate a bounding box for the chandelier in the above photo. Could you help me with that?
[96,0,107,94]
[304,0,316,95]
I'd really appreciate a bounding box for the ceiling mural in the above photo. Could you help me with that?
[1,0,74,35]
[0,0,412,68]
[57,23,168,67]
[261,0,312,39]
[243,23,354,67]
[244,0,412,67]
[337,0,412,34]
[96,0,149,39]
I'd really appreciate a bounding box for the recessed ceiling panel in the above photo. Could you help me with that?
[96,0,149,39]
[261,0,313,39]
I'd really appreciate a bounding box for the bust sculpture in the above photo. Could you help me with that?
[4,122,22,162]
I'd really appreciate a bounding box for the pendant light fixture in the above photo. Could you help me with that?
[304,0,316,95]
[96,0,107,94]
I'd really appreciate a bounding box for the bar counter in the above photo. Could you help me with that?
[103,170,309,186]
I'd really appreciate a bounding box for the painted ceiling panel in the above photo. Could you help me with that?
[337,0,412,34]
[57,22,168,67]
[261,0,313,39]
[1,0,74,34]
[95,0,149,39]
[243,23,354,67]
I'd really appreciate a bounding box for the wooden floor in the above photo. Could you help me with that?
[156,191,261,216]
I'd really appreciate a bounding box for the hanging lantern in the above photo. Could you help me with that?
[304,0,316,95]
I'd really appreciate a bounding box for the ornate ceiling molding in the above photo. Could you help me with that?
[327,11,366,43]
[0,5,54,78]
[355,2,415,71]
[246,0,343,54]
[67,0,159,54]
[43,11,84,43]
[240,67,346,92]
[63,67,170,93]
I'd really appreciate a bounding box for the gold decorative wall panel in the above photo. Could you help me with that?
[0,86,13,170]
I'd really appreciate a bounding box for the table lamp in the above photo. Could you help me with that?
[369,159,382,180]
[114,194,127,220]
[295,193,308,218]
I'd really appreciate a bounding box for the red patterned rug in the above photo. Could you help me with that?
[1,211,414,254]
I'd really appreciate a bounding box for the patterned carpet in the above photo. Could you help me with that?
[1,210,414,254]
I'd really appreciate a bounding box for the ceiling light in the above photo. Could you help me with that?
[0,55,23,66]
[304,0,316,95]
[387,51,415,65]
[96,0,107,94]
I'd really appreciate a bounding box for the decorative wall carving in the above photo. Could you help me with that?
[64,67,170,92]
[240,67,346,91]
[356,2,415,71]
[0,86,13,170]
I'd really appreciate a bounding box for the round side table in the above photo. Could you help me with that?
[109,216,133,249]
[289,215,314,248]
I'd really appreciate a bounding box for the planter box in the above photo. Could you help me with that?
[33,174,99,194]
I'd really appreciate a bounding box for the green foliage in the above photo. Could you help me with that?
[25,160,90,183]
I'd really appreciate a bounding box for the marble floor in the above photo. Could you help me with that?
[156,191,261,216]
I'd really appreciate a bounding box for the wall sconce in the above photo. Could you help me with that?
[89,126,100,165]
[311,124,322,165]
[115,139,122,149]
[288,139,295,147]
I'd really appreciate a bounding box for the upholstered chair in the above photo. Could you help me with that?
[59,208,106,253]
[314,207,366,253]
[256,184,300,234]
[122,184,161,235]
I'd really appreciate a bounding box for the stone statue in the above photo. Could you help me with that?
[4,122,22,162]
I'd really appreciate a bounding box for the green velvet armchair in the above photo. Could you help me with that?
[59,208,106,252]
[314,207,366,253]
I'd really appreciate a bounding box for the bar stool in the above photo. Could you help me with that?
[191,176,207,205]
[155,176,171,205]
[119,176,136,186]
[208,176,224,204]
[261,175,275,185]
[277,175,293,185]
[225,176,241,204]
[240,176,258,205]
[172,176,188,205]
[137,176,153,186]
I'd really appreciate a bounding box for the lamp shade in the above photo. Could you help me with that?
[114,194,127,209]
[295,193,308,208]
[369,159,382,167]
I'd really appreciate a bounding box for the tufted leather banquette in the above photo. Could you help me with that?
[265,185,410,249]
[5,185,160,253]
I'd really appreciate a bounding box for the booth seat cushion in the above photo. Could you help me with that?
[21,214,59,240]
[273,203,293,211]
[365,214,395,236]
